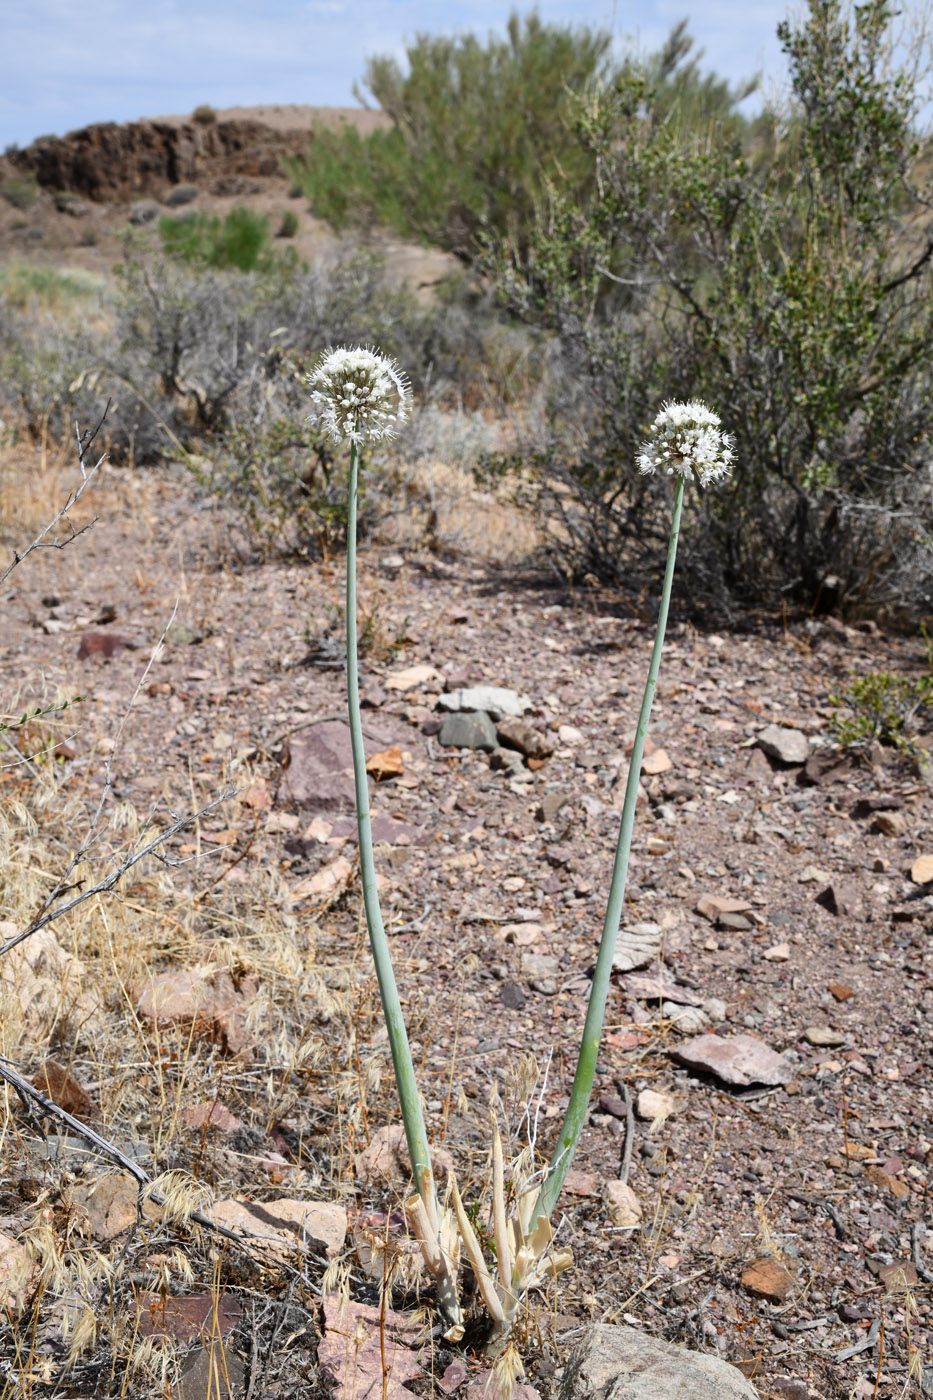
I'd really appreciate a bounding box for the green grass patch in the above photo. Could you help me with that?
[0,259,105,311]
[158,206,287,272]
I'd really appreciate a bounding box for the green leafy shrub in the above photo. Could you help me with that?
[484,0,933,621]
[830,657,933,756]
[0,176,39,210]
[284,11,614,259]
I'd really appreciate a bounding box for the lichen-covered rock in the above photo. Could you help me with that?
[558,1324,760,1400]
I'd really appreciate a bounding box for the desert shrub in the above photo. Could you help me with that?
[0,175,39,210]
[276,209,299,238]
[191,103,217,125]
[158,206,277,271]
[0,260,104,312]
[284,11,615,260]
[830,633,933,755]
[484,0,933,621]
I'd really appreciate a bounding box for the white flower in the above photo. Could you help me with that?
[637,400,734,488]
[307,346,411,445]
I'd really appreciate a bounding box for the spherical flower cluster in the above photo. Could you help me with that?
[307,346,411,445]
[637,400,734,488]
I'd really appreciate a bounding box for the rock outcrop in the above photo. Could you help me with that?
[6,117,311,202]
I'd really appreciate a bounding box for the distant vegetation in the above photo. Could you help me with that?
[1,1,931,624]
[158,206,280,272]
[288,0,933,622]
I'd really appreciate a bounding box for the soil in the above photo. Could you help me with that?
[2,454,932,1400]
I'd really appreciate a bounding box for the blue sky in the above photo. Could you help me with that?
[2,1,792,151]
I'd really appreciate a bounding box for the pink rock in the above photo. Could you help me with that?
[672,1034,791,1087]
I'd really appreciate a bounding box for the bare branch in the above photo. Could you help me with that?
[0,405,110,585]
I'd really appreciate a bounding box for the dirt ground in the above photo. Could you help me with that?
[1,446,932,1399]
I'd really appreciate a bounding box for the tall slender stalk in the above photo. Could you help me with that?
[345,440,436,1217]
[527,476,685,1236]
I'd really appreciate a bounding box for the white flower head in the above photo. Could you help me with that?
[637,399,734,488]
[307,345,411,446]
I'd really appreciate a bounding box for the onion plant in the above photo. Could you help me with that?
[308,354,734,1350]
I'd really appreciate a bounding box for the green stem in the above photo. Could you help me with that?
[346,440,436,1216]
[527,475,686,1238]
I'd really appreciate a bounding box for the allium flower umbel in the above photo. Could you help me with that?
[637,399,734,487]
[307,346,411,445]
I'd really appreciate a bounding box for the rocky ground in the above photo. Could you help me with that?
[1,453,932,1400]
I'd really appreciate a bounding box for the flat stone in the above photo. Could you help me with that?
[0,1230,37,1314]
[436,685,529,719]
[603,1179,642,1228]
[661,1002,710,1034]
[671,1033,792,1087]
[611,923,663,973]
[537,792,570,822]
[874,811,907,837]
[695,894,753,924]
[757,725,811,765]
[636,1090,676,1123]
[815,881,864,918]
[763,942,791,961]
[622,973,704,1006]
[69,1175,160,1241]
[719,912,753,931]
[133,968,258,1056]
[558,1324,760,1400]
[289,855,353,903]
[320,1297,423,1400]
[280,719,407,810]
[741,1256,795,1302]
[496,716,555,759]
[384,663,442,692]
[911,854,933,884]
[211,1198,347,1261]
[803,1026,847,1047]
[642,748,672,775]
[176,1341,245,1400]
[438,711,498,751]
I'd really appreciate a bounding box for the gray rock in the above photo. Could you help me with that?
[537,792,570,823]
[611,925,663,974]
[497,716,555,759]
[660,1002,710,1034]
[815,881,864,919]
[164,183,200,206]
[702,996,729,1022]
[672,1033,791,1087]
[558,1324,759,1400]
[757,724,811,766]
[436,686,529,720]
[438,711,498,751]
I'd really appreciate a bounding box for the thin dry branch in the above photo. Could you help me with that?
[0,405,110,585]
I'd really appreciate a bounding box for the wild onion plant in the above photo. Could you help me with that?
[308,355,734,1349]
